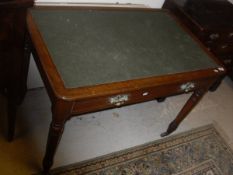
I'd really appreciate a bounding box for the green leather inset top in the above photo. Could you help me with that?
[31,9,218,88]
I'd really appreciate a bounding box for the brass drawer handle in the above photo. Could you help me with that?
[221,44,228,49]
[109,94,129,106]
[229,33,233,38]
[180,82,195,92]
[209,33,219,40]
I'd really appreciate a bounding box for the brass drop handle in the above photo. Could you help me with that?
[109,94,129,106]
[180,82,195,92]
[229,33,233,38]
[209,33,219,40]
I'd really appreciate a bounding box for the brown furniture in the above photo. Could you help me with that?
[0,0,33,140]
[163,0,233,80]
[25,6,225,173]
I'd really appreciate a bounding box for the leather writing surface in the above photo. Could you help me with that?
[31,9,218,88]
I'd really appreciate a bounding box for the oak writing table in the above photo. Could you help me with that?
[25,7,225,173]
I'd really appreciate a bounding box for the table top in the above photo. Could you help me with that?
[30,8,218,89]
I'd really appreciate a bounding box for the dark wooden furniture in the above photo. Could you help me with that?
[163,0,233,80]
[0,0,33,141]
[25,7,225,173]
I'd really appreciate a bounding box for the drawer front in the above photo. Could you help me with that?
[205,39,233,55]
[72,78,215,115]
[206,31,233,43]
[213,42,233,55]
[218,55,233,69]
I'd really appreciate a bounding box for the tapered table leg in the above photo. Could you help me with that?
[209,75,224,92]
[7,32,31,142]
[42,101,72,173]
[161,89,206,137]
[43,121,64,173]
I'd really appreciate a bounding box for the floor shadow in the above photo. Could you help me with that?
[0,91,45,173]
[225,77,233,89]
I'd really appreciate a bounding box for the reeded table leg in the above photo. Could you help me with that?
[43,121,65,173]
[161,89,206,137]
[42,101,72,173]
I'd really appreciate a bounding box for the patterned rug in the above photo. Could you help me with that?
[49,125,233,175]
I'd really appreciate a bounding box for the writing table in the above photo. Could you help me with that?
[25,7,225,173]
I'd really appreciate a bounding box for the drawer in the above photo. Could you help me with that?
[205,39,233,55]
[206,31,233,43]
[72,78,214,115]
[218,55,233,69]
[212,42,233,55]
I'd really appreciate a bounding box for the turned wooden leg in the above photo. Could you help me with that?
[43,121,65,173]
[42,101,72,173]
[161,89,206,137]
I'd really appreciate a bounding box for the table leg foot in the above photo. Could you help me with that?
[43,158,52,174]
[160,121,177,137]
[209,75,225,92]
[42,170,52,175]
[209,80,221,92]
[161,89,206,137]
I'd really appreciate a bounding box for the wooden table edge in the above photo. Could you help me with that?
[26,7,226,102]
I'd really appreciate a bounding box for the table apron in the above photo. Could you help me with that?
[71,77,216,116]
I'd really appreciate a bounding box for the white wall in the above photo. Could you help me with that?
[27,0,165,89]
[35,0,165,8]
